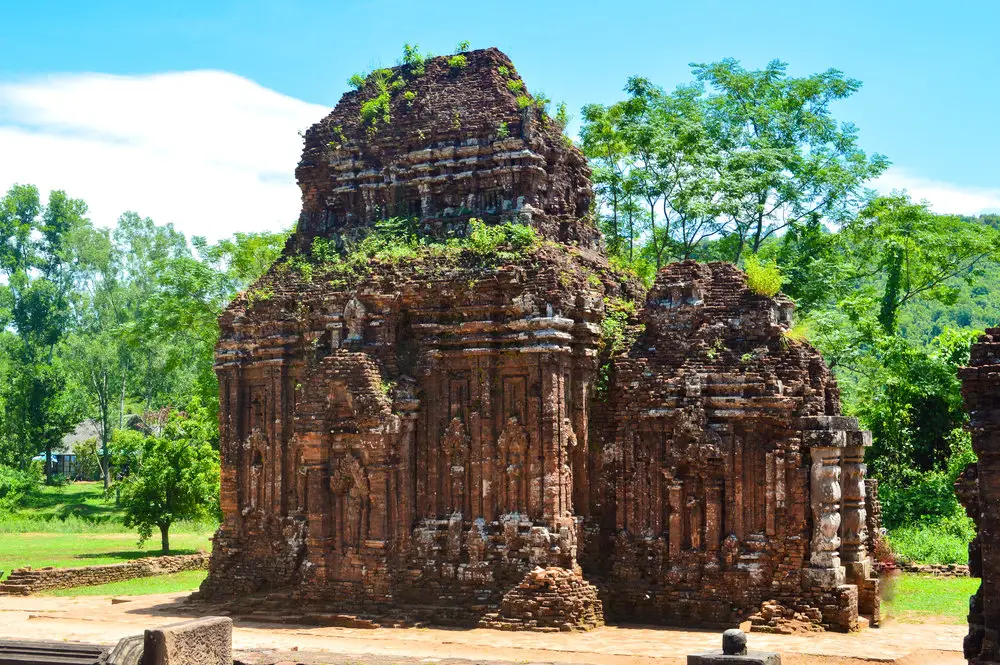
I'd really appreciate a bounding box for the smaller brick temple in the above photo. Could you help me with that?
[958,330,1000,664]
[195,47,880,632]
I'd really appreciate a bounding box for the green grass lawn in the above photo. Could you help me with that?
[41,569,208,597]
[17,481,123,522]
[0,481,216,585]
[883,573,979,624]
[0,532,213,580]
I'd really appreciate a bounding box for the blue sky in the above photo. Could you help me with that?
[2,0,998,238]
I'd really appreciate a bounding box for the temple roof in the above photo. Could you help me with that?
[290,47,599,253]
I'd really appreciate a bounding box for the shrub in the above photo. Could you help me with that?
[595,298,642,399]
[887,511,974,564]
[497,65,510,78]
[880,429,976,530]
[448,54,468,70]
[401,43,425,76]
[0,465,40,513]
[554,102,569,130]
[506,79,523,93]
[347,73,366,90]
[532,91,551,114]
[496,122,510,140]
[782,321,810,344]
[516,95,534,110]
[360,93,391,127]
[454,40,471,53]
[467,219,537,258]
[744,253,783,297]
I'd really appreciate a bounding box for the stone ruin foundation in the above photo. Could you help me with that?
[194,47,880,632]
[959,328,1000,663]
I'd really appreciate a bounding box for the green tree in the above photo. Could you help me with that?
[842,195,1000,335]
[113,403,220,552]
[0,185,87,478]
[692,59,889,262]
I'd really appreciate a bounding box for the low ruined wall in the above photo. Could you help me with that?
[893,562,970,577]
[0,553,209,595]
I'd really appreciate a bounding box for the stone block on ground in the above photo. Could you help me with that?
[688,629,781,664]
[142,616,232,665]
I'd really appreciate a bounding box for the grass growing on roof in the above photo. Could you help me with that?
[744,253,783,297]
[280,217,541,290]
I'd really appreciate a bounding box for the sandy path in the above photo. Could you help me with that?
[0,592,966,665]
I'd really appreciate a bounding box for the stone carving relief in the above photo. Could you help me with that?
[497,416,529,514]
[442,417,469,515]
[344,297,366,342]
[330,454,369,550]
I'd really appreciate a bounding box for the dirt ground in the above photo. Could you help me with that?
[0,592,967,665]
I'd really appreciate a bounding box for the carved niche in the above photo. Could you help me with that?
[344,297,366,342]
[330,454,369,550]
[442,417,470,515]
[497,416,529,515]
[245,428,267,514]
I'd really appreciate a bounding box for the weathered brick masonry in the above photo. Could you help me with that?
[0,553,209,595]
[959,328,1000,663]
[195,48,880,631]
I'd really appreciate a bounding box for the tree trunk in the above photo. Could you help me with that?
[102,432,111,489]
[45,446,53,484]
[160,524,170,553]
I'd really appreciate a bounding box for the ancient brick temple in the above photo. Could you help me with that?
[958,330,1000,663]
[197,47,880,631]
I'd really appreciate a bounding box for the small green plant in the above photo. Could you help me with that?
[533,90,551,114]
[782,321,810,344]
[361,94,391,128]
[245,285,275,307]
[705,337,724,360]
[378,379,396,398]
[587,273,603,289]
[452,110,462,130]
[506,78,523,93]
[455,40,471,53]
[401,43,426,76]
[497,65,510,78]
[347,73,366,90]
[744,253,783,297]
[358,68,396,130]
[595,297,641,399]
[516,95,534,110]
[496,121,510,140]
[740,351,755,363]
[448,54,468,70]
[327,124,345,149]
[554,102,569,130]
[467,218,538,258]
[403,90,416,108]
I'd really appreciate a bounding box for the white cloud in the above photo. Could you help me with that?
[3,71,996,241]
[0,71,328,240]
[873,167,1000,217]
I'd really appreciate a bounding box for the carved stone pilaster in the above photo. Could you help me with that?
[841,430,872,582]
[804,443,845,589]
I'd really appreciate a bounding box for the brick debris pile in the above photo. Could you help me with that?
[479,566,603,632]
